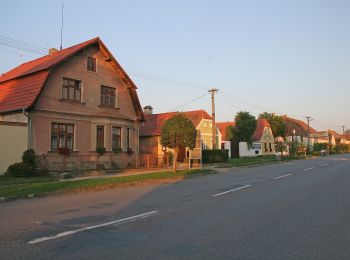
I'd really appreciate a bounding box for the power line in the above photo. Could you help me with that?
[167,92,208,112]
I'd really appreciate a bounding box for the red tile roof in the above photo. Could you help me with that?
[216,122,235,141]
[0,37,144,120]
[140,110,212,136]
[283,116,317,136]
[342,134,350,141]
[253,118,271,141]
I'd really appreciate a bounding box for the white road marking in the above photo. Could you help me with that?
[304,167,315,171]
[27,211,158,245]
[212,185,251,197]
[320,163,329,167]
[273,173,292,180]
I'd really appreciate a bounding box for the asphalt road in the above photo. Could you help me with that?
[1,154,350,260]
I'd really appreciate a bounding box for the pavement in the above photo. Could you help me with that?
[0,154,350,259]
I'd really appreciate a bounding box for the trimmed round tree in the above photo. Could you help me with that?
[161,113,196,172]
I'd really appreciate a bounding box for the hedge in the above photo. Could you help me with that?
[202,149,229,163]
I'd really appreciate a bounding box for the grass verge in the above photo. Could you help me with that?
[0,169,214,198]
[228,155,292,167]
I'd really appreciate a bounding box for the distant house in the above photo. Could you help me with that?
[139,108,222,167]
[216,121,235,157]
[283,116,317,147]
[0,37,144,173]
[311,130,347,146]
[239,119,275,157]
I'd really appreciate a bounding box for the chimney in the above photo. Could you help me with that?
[49,48,58,55]
[143,105,153,115]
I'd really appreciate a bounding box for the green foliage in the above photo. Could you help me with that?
[314,143,327,151]
[96,146,106,155]
[112,147,123,154]
[259,112,287,137]
[5,163,34,178]
[235,111,257,145]
[275,141,288,154]
[5,149,48,178]
[202,149,229,163]
[160,113,196,149]
[225,125,235,141]
[22,149,36,167]
[288,141,298,157]
[296,143,307,156]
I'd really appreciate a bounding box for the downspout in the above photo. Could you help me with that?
[23,108,32,150]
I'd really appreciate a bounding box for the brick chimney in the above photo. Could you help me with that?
[143,105,153,115]
[49,48,58,55]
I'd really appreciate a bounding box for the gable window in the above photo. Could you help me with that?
[62,78,81,102]
[269,143,272,152]
[51,123,74,150]
[96,125,105,148]
[264,142,268,152]
[112,126,121,150]
[100,86,116,107]
[87,57,96,72]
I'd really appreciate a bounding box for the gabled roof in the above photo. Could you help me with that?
[140,110,212,137]
[342,134,350,141]
[283,116,316,136]
[253,118,271,141]
[216,122,235,141]
[0,37,144,120]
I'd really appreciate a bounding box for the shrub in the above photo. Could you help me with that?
[5,162,34,178]
[22,149,36,167]
[113,147,123,154]
[202,149,229,163]
[96,146,106,155]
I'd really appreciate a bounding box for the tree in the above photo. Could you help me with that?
[259,112,286,138]
[275,140,288,159]
[160,113,196,172]
[235,111,257,145]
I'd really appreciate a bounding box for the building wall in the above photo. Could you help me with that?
[28,44,140,170]
[260,127,275,155]
[0,122,28,174]
[197,119,222,149]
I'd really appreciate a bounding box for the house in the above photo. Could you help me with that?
[239,119,275,157]
[311,130,347,146]
[283,115,317,147]
[216,121,235,157]
[0,37,144,173]
[139,108,222,167]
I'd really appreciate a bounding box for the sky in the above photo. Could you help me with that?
[1,0,349,132]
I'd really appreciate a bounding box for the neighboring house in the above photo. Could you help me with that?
[0,37,144,173]
[311,130,347,146]
[239,119,275,157]
[283,115,317,147]
[216,121,235,158]
[139,108,222,167]
[341,134,350,145]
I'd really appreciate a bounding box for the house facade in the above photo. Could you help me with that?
[283,115,317,148]
[239,119,275,157]
[0,38,144,173]
[139,108,222,167]
[216,121,235,158]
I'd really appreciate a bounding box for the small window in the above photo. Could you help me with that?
[269,143,272,152]
[96,125,105,148]
[87,57,96,72]
[51,123,74,150]
[100,86,116,107]
[62,78,81,102]
[112,126,121,150]
[264,142,268,152]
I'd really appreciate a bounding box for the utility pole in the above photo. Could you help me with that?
[341,125,346,134]
[209,88,219,150]
[305,116,313,150]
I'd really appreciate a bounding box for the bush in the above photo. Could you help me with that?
[5,162,34,178]
[22,149,36,167]
[202,149,229,163]
[113,147,123,154]
[96,146,106,155]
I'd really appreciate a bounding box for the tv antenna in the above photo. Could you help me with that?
[60,3,64,50]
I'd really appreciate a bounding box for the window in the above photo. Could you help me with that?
[96,126,105,148]
[112,127,121,150]
[264,142,268,152]
[269,143,272,152]
[126,128,131,149]
[87,57,96,72]
[62,78,81,102]
[51,123,74,150]
[100,86,116,107]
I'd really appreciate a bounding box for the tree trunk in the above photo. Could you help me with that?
[173,147,179,173]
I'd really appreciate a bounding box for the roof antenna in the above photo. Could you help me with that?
[60,3,64,50]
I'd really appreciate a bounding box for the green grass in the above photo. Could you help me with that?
[0,169,214,198]
[228,155,292,166]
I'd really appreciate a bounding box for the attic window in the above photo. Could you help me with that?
[62,78,81,102]
[87,57,96,72]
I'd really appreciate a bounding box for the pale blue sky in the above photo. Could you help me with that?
[1,0,349,132]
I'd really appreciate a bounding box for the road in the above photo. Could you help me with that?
[1,154,350,259]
